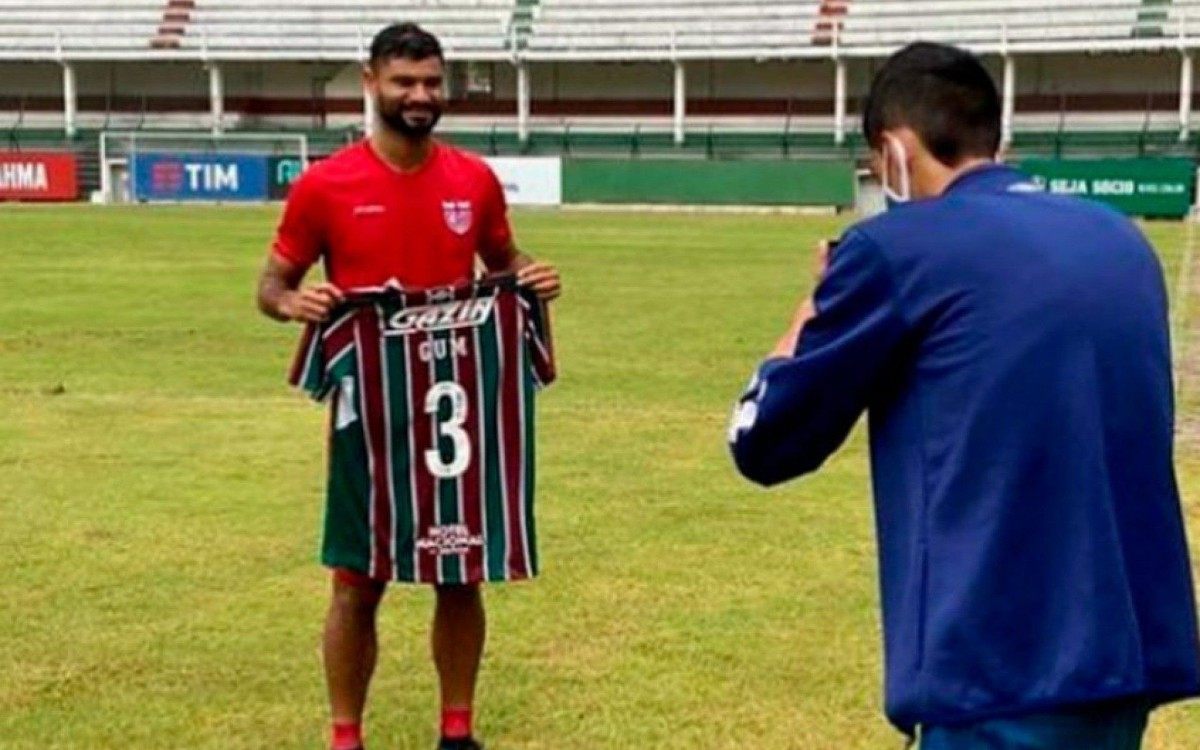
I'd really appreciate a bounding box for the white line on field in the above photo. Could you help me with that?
[1175,211,1198,402]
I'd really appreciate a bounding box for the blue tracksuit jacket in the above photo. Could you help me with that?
[729,164,1200,732]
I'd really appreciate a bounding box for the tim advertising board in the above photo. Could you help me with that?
[0,152,77,201]
[132,153,268,202]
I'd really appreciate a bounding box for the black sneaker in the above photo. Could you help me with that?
[438,738,483,750]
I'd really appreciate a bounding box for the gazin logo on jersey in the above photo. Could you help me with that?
[442,199,473,235]
[387,296,496,336]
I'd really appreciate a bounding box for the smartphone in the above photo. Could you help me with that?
[821,239,839,273]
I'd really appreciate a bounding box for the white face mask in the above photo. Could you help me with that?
[880,133,912,207]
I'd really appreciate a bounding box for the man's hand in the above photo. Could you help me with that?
[770,299,816,358]
[815,238,836,280]
[768,239,837,359]
[517,261,562,302]
[278,283,344,323]
[257,253,343,323]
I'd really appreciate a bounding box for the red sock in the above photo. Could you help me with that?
[440,706,472,739]
[331,721,363,750]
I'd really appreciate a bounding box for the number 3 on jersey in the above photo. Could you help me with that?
[424,382,471,479]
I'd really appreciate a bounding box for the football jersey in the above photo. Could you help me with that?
[290,274,555,585]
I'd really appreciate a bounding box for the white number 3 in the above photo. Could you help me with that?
[424,382,471,479]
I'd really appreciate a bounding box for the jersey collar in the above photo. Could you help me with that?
[363,137,441,178]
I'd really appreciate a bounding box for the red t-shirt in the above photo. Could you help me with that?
[272,140,513,290]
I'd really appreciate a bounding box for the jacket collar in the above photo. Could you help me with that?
[943,162,1034,196]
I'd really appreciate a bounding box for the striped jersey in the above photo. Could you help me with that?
[289,274,555,585]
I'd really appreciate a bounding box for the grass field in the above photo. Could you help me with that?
[1,205,1199,749]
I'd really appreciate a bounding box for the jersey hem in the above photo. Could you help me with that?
[320,558,538,586]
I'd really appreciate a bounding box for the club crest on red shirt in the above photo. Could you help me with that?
[442,200,473,236]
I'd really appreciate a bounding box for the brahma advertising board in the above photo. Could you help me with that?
[0,152,78,201]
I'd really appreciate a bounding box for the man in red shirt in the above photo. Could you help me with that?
[256,23,561,750]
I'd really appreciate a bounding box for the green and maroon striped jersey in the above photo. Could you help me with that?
[289,274,555,585]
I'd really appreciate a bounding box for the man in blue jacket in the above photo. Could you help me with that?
[730,42,1200,748]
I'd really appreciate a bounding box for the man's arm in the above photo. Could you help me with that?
[766,239,835,357]
[257,168,344,323]
[481,239,562,302]
[256,253,344,323]
[729,232,909,486]
[477,162,561,302]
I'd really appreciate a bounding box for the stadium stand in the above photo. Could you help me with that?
[0,0,164,59]
[3,0,1200,191]
[526,0,819,59]
[5,0,1195,63]
[836,0,1200,52]
[184,0,518,59]
[151,1,193,50]
[526,0,1200,59]
[0,0,519,60]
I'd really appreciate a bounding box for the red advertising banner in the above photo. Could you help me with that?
[0,152,78,201]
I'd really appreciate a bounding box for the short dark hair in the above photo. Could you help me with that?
[862,42,1001,167]
[369,22,443,66]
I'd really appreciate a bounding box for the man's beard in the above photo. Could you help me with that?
[378,99,442,139]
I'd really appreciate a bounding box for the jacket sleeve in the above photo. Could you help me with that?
[729,230,910,486]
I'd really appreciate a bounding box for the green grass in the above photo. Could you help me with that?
[0,205,1198,749]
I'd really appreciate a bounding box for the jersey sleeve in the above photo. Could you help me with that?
[288,322,330,399]
[729,229,911,486]
[272,169,325,271]
[478,164,514,264]
[519,289,556,388]
[287,307,360,401]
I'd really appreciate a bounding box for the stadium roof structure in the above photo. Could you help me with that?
[4,0,1200,145]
